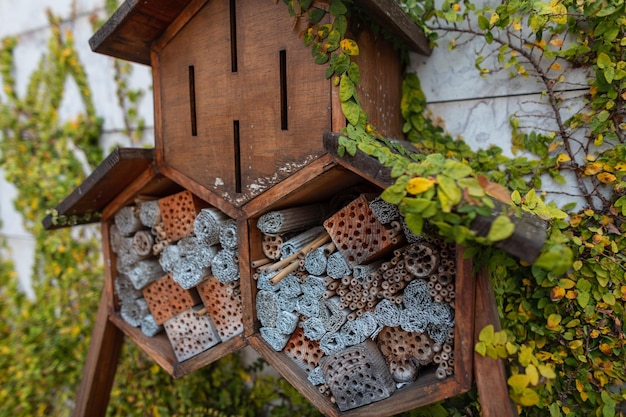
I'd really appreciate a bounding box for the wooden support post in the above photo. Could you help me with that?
[474,269,519,417]
[73,290,125,417]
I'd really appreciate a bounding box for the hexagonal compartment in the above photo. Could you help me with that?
[105,176,247,378]
[242,157,475,417]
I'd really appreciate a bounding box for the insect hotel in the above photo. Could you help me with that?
[43,1,526,416]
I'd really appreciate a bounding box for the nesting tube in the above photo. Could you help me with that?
[302,317,326,341]
[211,249,240,283]
[262,234,283,260]
[304,247,327,275]
[114,273,143,303]
[369,196,400,224]
[280,226,325,259]
[260,327,290,351]
[127,259,164,289]
[256,290,279,328]
[276,310,299,335]
[327,251,350,279]
[139,200,161,228]
[218,219,238,251]
[141,313,163,337]
[374,299,401,327]
[257,203,327,235]
[114,206,143,236]
[120,297,149,327]
[194,208,228,246]
[132,230,154,257]
[308,366,326,386]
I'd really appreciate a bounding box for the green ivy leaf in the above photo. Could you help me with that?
[329,0,348,16]
[332,14,348,36]
[404,212,424,235]
[478,14,490,30]
[443,159,473,179]
[487,214,515,242]
[307,7,326,24]
[341,99,360,125]
[534,243,573,276]
[339,74,355,102]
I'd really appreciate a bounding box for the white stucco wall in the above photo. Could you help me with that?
[0,0,153,296]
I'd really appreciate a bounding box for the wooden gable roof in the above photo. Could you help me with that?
[89,0,431,65]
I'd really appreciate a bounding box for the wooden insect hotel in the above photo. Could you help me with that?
[43,1,522,416]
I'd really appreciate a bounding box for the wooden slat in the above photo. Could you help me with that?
[90,0,429,65]
[322,132,548,261]
[43,148,154,230]
[72,290,125,417]
[474,269,519,417]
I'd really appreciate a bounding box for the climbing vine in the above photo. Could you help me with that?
[284,0,625,415]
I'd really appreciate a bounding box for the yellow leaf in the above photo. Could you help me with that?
[558,278,575,289]
[597,172,616,184]
[551,62,562,71]
[569,340,583,350]
[615,161,626,171]
[340,39,359,56]
[526,364,539,385]
[517,388,540,406]
[490,12,499,25]
[550,38,564,47]
[513,21,523,31]
[584,162,604,175]
[406,177,435,195]
[556,153,570,163]
[599,343,612,355]
[550,286,565,301]
[538,364,556,379]
[546,313,562,330]
[508,374,531,394]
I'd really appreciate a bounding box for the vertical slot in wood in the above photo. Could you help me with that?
[279,49,288,130]
[229,0,238,73]
[188,65,197,137]
[233,120,242,193]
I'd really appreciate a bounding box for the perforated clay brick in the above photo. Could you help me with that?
[323,194,392,268]
[142,273,201,325]
[158,190,206,242]
[283,327,325,373]
[163,306,221,362]
[196,277,243,341]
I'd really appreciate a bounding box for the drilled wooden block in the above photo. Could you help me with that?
[283,327,324,373]
[323,194,393,267]
[196,276,243,342]
[142,273,201,325]
[158,190,207,242]
[320,339,396,411]
[163,306,222,362]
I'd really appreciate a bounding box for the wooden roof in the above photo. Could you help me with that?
[42,148,155,230]
[90,0,431,65]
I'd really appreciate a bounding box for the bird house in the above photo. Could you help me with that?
[42,1,494,416]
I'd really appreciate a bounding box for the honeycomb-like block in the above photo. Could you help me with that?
[323,194,393,267]
[163,306,221,362]
[283,327,324,373]
[142,273,201,325]
[196,277,244,341]
[320,339,396,411]
[158,190,207,242]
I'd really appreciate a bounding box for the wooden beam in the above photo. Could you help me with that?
[473,269,519,417]
[73,290,125,417]
[322,131,547,263]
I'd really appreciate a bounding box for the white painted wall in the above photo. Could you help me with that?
[0,0,153,296]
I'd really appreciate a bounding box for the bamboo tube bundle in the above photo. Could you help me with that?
[172,261,208,290]
[257,203,328,235]
[115,205,144,236]
[132,230,154,257]
[319,331,346,355]
[114,273,143,303]
[429,302,454,326]
[280,226,325,259]
[307,366,326,386]
[353,260,382,284]
[338,318,366,346]
[319,297,347,333]
[296,293,321,318]
[211,249,240,283]
[194,207,229,246]
[178,236,218,271]
[399,308,429,333]
[301,275,326,298]
[326,251,350,279]
[109,224,123,254]
[141,313,163,337]
[275,310,299,335]
[427,322,454,345]
[354,311,379,339]
[139,199,161,228]
[256,290,279,328]
[256,270,279,292]
[402,279,431,310]
[218,219,238,251]
[276,273,302,299]
[374,299,401,327]
[304,247,327,275]
[128,259,165,289]
[369,196,400,225]
[302,317,327,341]
[277,294,298,313]
[116,237,150,274]
[260,326,291,351]
[120,297,150,327]
[261,233,283,260]
[159,244,180,273]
